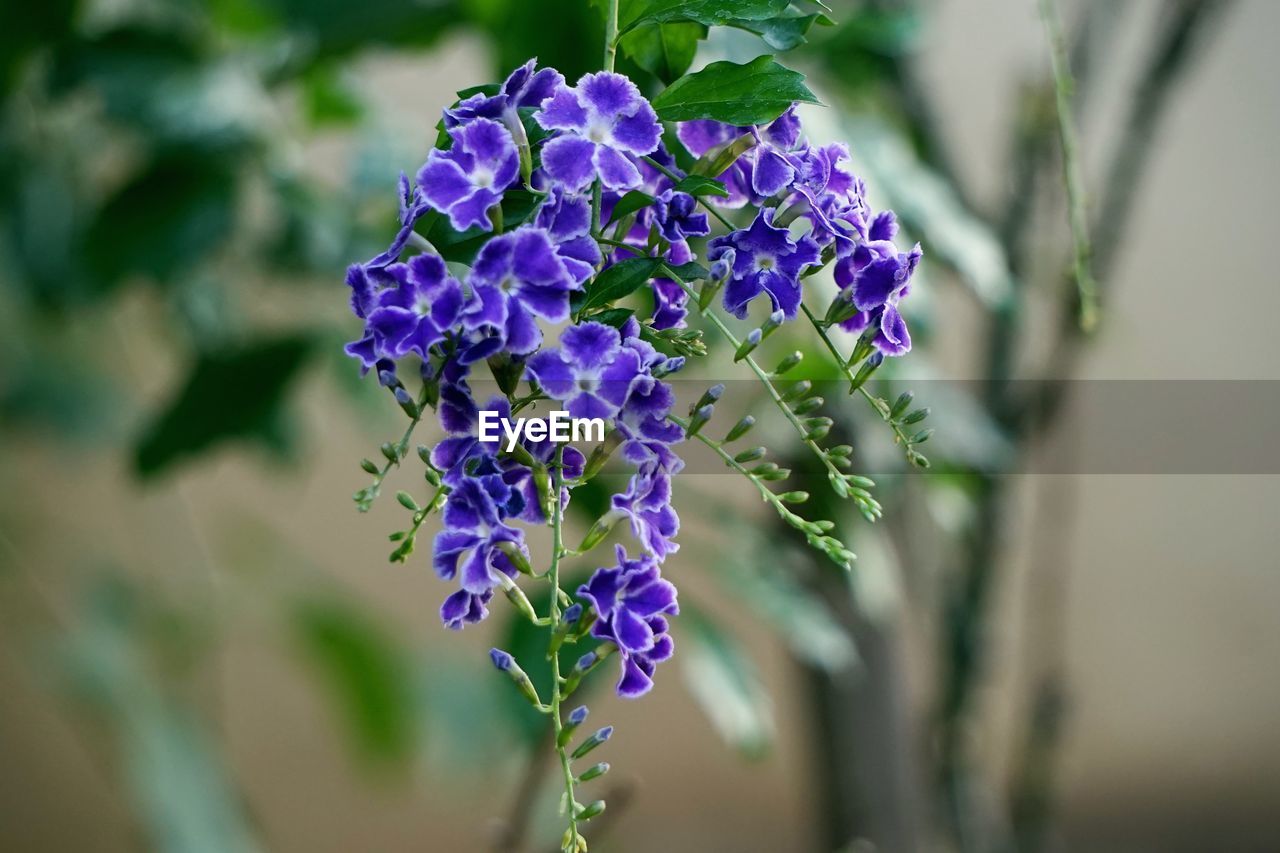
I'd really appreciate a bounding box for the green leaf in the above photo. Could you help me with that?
[619,0,788,33]
[679,608,773,758]
[662,260,710,281]
[85,154,236,293]
[652,56,819,125]
[133,335,313,477]
[576,257,662,314]
[294,600,416,765]
[586,307,637,329]
[619,21,705,84]
[607,190,657,225]
[728,12,826,50]
[673,174,729,198]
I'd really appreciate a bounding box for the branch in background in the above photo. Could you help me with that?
[1037,0,1098,332]
[1092,0,1235,282]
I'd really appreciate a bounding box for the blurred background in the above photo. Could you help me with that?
[2,1,1276,851]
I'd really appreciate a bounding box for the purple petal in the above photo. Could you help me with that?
[579,71,641,118]
[752,147,796,197]
[446,188,500,232]
[526,350,575,397]
[759,269,802,319]
[611,102,661,155]
[616,656,654,698]
[536,88,587,131]
[852,256,901,310]
[613,608,656,653]
[504,301,542,354]
[417,156,473,209]
[541,136,598,191]
[561,322,621,369]
[875,304,911,356]
[594,146,642,190]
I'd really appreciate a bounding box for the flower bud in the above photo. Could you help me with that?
[490,648,542,707]
[734,328,762,362]
[773,351,803,375]
[902,407,930,425]
[576,510,622,553]
[724,415,755,443]
[380,442,399,462]
[685,404,714,438]
[360,458,379,475]
[734,446,766,463]
[570,726,614,760]
[890,392,914,419]
[760,309,785,339]
[575,800,606,821]
[782,380,812,402]
[793,396,825,415]
[558,704,590,748]
[576,762,609,783]
[394,386,419,418]
[695,383,725,410]
[396,491,419,511]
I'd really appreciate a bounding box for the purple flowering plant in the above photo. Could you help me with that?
[340,4,932,849]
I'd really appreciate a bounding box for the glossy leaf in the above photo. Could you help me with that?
[576,257,662,314]
[652,56,819,125]
[608,190,657,225]
[619,0,788,33]
[728,12,827,50]
[673,174,729,198]
[619,21,705,83]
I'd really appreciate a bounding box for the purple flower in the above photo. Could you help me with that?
[434,473,528,629]
[366,172,433,268]
[578,546,678,698]
[791,143,870,252]
[463,225,580,355]
[356,254,465,362]
[676,107,803,206]
[526,322,643,420]
[535,72,661,191]
[418,118,519,232]
[611,468,680,559]
[534,187,602,286]
[707,209,821,319]
[445,59,565,129]
[836,212,923,357]
[651,189,710,245]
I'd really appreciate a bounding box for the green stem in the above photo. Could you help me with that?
[799,304,921,462]
[603,0,619,72]
[1038,0,1098,332]
[664,267,875,516]
[547,447,581,851]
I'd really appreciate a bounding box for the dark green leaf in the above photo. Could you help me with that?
[619,21,705,84]
[652,56,819,125]
[85,154,236,293]
[674,174,729,198]
[728,12,825,50]
[294,600,416,764]
[608,190,657,225]
[662,260,710,281]
[586,307,637,328]
[619,0,788,33]
[577,257,662,314]
[134,335,313,477]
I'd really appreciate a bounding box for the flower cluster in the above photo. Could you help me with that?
[344,54,926,696]
[343,48,927,852]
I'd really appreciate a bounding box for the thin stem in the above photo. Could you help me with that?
[799,304,921,462]
[1037,0,1099,332]
[603,0,619,72]
[547,447,581,852]
[665,268,871,514]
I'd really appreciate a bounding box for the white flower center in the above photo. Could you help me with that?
[473,167,495,188]
[755,254,777,272]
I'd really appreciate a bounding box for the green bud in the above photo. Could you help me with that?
[685,404,714,438]
[423,466,441,488]
[582,438,616,481]
[734,328,762,362]
[724,415,755,442]
[781,380,812,402]
[792,396,824,415]
[890,392,914,419]
[571,726,614,760]
[380,442,399,463]
[496,541,533,575]
[576,762,610,783]
[577,512,621,553]
[416,445,431,464]
[576,800,606,821]
[500,579,539,623]
[734,446,766,464]
[773,351,803,375]
[910,428,934,445]
[360,458,379,475]
[778,491,810,504]
[902,407,930,425]
[396,491,419,511]
[698,276,724,311]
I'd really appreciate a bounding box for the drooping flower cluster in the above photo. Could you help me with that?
[342,57,923,703]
